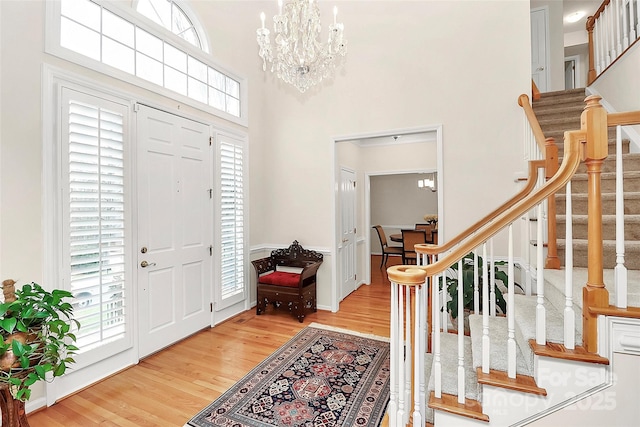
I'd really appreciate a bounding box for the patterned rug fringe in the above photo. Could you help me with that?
[308,323,390,343]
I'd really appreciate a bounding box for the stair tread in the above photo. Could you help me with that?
[428,392,489,423]
[529,340,610,365]
[476,368,547,396]
[512,294,578,344]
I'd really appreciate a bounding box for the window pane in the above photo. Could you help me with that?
[164,66,187,95]
[208,67,225,91]
[226,96,240,117]
[179,28,200,48]
[164,43,187,73]
[188,56,207,82]
[137,0,170,29]
[103,9,134,48]
[209,87,225,111]
[61,17,101,61]
[188,77,207,104]
[61,0,100,31]
[137,53,164,86]
[226,77,240,98]
[136,28,163,60]
[103,37,135,74]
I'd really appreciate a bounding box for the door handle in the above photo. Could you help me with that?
[342,238,348,243]
[140,260,157,268]
[536,66,544,71]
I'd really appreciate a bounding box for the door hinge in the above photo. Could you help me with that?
[133,103,140,113]
[208,188,213,198]
[353,181,356,188]
[209,136,214,146]
[210,302,213,312]
[209,245,213,256]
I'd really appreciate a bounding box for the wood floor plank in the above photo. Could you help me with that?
[28,255,398,426]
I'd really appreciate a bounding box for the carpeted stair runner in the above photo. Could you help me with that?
[532,88,640,270]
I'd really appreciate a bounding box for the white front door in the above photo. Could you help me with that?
[340,168,357,300]
[136,105,212,358]
[531,8,549,92]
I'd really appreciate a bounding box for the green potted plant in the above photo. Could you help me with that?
[0,279,79,426]
[444,253,523,330]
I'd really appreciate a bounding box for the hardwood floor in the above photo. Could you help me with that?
[29,255,400,426]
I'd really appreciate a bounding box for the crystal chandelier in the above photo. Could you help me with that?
[256,0,347,93]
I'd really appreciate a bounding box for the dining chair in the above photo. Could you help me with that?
[415,223,435,244]
[401,229,428,265]
[372,225,403,268]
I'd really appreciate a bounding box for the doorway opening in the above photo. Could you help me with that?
[332,125,443,312]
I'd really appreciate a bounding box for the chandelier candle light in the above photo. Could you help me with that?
[257,0,347,93]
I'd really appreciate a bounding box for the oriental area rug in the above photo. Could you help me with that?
[186,323,390,427]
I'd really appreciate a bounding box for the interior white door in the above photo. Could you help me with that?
[531,8,549,92]
[136,105,212,358]
[340,168,357,300]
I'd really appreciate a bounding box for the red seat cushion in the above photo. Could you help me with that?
[259,271,300,287]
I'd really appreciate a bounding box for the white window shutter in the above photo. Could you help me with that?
[218,137,246,308]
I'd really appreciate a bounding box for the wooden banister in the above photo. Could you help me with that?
[518,94,546,153]
[388,129,583,285]
[582,95,610,353]
[608,111,640,126]
[587,15,597,85]
[545,138,560,269]
[417,159,544,256]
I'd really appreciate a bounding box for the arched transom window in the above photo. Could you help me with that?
[136,0,203,51]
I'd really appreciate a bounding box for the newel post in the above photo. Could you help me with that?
[545,137,561,269]
[586,16,596,85]
[581,95,609,353]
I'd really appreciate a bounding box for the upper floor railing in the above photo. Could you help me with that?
[587,0,640,84]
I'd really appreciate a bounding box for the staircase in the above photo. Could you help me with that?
[387,92,640,426]
[533,88,640,269]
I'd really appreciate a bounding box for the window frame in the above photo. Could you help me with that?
[45,0,248,127]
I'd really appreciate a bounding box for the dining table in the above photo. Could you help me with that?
[389,229,438,244]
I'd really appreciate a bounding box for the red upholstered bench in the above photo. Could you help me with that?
[251,240,323,322]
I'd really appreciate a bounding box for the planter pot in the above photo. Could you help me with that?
[449,309,471,335]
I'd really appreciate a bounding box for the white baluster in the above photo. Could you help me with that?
[536,203,546,345]
[564,182,576,350]
[442,258,449,333]
[489,239,496,316]
[396,285,405,427]
[637,0,640,39]
[631,0,638,41]
[474,250,480,314]
[420,276,427,419]
[615,0,622,56]
[615,125,628,308]
[482,243,490,373]
[457,259,465,404]
[413,284,423,426]
[524,213,532,296]
[389,281,398,427]
[604,9,612,66]
[623,0,630,49]
[507,224,516,378]
[404,287,411,426]
[433,274,442,398]
[596,17,604,73]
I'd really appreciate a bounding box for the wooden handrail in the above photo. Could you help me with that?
[608,111,640,126]
[388,129,583,284]
[417,159,544,256]
[518,94,546,153]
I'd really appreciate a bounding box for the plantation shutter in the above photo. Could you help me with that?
[62,89,132,360]
[218,136,246,308]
